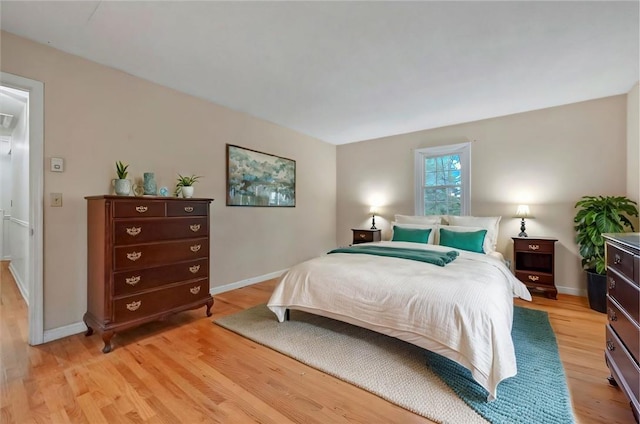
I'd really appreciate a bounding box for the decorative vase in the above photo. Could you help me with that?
[143,172,157,196]
[181,186,194,198]
[113,179,131,196]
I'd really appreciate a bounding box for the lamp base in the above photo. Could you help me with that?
[519,218,527,237]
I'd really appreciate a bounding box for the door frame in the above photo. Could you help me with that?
[1,71,44,345]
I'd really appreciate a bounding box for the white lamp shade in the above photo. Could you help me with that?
[514,205,533,218]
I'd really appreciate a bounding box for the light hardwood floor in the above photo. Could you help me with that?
[0,260,635,423]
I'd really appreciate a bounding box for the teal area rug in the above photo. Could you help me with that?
[426,306,574,424]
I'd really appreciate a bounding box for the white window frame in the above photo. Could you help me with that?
[414,142,471,216]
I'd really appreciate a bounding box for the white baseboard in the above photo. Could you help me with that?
[556,284,587,297]
[210,269,287,296]
[8,262,28,305]
[43,321,86,343]
[41,269,288,344]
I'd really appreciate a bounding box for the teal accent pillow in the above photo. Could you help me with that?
[439,228,487,253]
[392,226,432,243]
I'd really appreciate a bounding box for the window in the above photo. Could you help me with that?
[414,142,470,216]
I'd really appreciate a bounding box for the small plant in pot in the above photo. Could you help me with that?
[574,195,638,312]
[175,174,201,198]
[113,161,131,196]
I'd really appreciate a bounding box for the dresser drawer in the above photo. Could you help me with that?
[113,279,210,322]
[608,268,639,326]
[607,297,640,363]
[607,243,636,285]
[114,217,208,245]
[515,270,554,286]
[513,239,554,253]
[167,201,209,217]
[113,258,208,296]
[114,238,209,270]
[114,201,166,218]
[606,325,640,403]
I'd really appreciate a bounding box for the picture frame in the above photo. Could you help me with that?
[226,144,296,207]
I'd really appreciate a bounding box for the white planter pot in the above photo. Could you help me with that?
[181,186,194,198]
[113,179,131,196]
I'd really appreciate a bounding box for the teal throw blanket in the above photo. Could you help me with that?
[328,245,458,267]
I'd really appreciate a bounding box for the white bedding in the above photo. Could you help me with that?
[267,241,531,400]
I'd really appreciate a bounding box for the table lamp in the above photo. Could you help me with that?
[514,205,533,237]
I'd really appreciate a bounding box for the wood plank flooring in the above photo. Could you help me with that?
[0,260,635,423]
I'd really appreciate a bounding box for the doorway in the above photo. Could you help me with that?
[0,72,44,345]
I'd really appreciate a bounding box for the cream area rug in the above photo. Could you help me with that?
[215,304,489,424]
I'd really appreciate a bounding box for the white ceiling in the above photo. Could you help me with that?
[1,1,638,145]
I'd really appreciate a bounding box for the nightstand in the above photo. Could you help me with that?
[512,236,558,299]
[352,229,381,244]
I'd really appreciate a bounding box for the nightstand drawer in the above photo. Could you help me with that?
[515,271,554,286]
[352,229,381,244]
[513,239,554,253]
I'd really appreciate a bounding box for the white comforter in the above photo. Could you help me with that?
[267,241,532,400]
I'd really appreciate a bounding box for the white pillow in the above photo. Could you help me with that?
[447,216,502,253]
[438,225,491,254]
[390,222,437,244]
[394,214,447,225]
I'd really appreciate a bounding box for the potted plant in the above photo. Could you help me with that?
[175,174,201,198]
[113,161,131,196]
[574,195,638,312]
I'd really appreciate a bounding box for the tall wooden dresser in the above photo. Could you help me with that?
[84,195,214,353]
[604,233,639,422]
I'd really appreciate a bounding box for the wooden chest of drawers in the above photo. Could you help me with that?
[604,233,640,422]
[84,195,214,353]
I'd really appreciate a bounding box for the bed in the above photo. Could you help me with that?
[267,237,532,401]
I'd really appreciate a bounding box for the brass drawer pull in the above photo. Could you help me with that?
[190,286,201,295]
[190,224,201,232]
[606,340,615,351]
[359,234,366,239]
[528,275,539,282]
[135,206,148,213]
[528,244,540,251]
[184,206,194,213]
[189,265,201,274]
[126,226,142,236]
[125,276,141,285]
[127,252,142,261]
[190,244,201,252]
[126,300,141,311]
[614,254,621,265]
[608,278,616,290]
[608,308,617,322]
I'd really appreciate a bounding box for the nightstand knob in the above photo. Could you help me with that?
[528,275,539,282]
[528,244,540,251]
[606,340,615,351]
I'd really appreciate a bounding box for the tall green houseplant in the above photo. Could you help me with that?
[574,195,638,274]
[574,195,638,312]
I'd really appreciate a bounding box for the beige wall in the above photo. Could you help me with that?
[1,31,336,331]
[627,83,639,205]
[337,96,628,295]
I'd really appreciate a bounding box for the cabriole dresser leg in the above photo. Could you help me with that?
[83,314,94,336]
[205,298,214,317]
[102,330,115,353]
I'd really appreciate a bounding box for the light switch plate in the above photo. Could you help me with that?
[51,157,64,172]
[50,193,62,207]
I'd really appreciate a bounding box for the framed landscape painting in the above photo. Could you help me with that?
[226,144,296,207]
